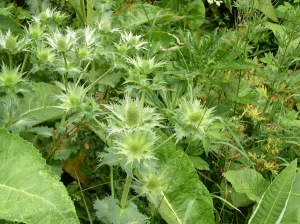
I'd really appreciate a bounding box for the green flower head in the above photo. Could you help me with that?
[104,96,163,135]
[174,98,216,142]
[54,83,86,112]
[111,130,158,174]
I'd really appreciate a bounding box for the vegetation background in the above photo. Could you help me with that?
[0,0,300,223]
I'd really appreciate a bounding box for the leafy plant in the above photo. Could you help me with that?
[0,0,300,223]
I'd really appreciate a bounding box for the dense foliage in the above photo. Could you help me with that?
[0,0,300,223]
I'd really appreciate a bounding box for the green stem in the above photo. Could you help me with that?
[85,67,113,93]
[110,166,115,199]
[120,175,133,209]
[140,89,146,106]
[60,111,67,127]
[153,133,176,151]
[62,52,68,90]
[9,53,13,69]
[20,51,29,74]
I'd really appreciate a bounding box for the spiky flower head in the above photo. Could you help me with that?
[102,129,158,175]
[25,23,44,41]
[46,28,77,52]
[119,31,147,51]
[76,26,97,47]
[173,98,217,142]
[33,8,67,25]
[54,83,86,112]
[0,29,29,54]
[0,64,30,96]
[126,56,165,75]
[132,170,167,196]
[104,96,163,135]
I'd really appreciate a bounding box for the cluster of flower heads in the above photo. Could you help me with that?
[100,96,164,176]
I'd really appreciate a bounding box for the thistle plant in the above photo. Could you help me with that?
[173,98,217,142]
[103,95,163,136]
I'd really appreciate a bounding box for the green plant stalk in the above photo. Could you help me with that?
[8,52,13,69]
[85,67,113,93]
[20,51,29,74]
[80,0,86,25]
[120,175,133,209]
[74,169,93,224]
[60,111,67,127]
[62,52,68,90]
[110,166,115,199]
[140,89,146,106]
[233,71,242,115]
[153,133,176,151]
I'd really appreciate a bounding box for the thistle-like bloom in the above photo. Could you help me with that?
[0,29,29,54]
[173,98,217,142]
[76,26,97,48]
[126,56,165,75]
[32,8,67,25]
[54,83,86,112]
[25,23,44,41]
[119,31,147,51]
[104,96,163,135]
[46,28,77,52]
[103,130,158,175]
[0,64,27,95]
[132,170,167,196]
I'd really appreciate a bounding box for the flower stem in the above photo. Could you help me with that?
[110,166,115,199]
[153,133,176,151]
[120,175,133,209]
[85,67,113,93]
[8,53,13,69]
[21,51,29,74]
[62,52,68,90]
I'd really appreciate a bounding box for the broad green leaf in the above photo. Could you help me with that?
[221,180,254,208]
[94,197,147,223]
[8,82,64,132]
[264,22,300,54]
[188,155,210,170]
[254,0,278,22]
[184,0,205,30]
[0,129,79,223]
[118,4,184,29]
[224,169,270,202]
[151,130,214,224]
[280,173,300,224]
[239,0,278,22]
[0,15,23,34]
[248,159,297,224]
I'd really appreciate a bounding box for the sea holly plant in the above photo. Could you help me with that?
[0,0,300,223]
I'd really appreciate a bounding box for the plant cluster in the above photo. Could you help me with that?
[0,0,300,223]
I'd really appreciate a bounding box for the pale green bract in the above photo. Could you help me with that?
[0,129,79,223]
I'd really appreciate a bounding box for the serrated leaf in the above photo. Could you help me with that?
[0,15,23,34]
[188,155,210,170]
[248,159,297,224]
[8,82,64,132]
[185,0,205,30]
[224,169,269,202]
[0,129,79,224]
[118,4,184,29]
[254,0,278,22]
[26,126,54,138]
[151,129,214,224]
[280,173,300,224]
[94,197,147,224]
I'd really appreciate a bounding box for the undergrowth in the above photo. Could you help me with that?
[0,0,300,223]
